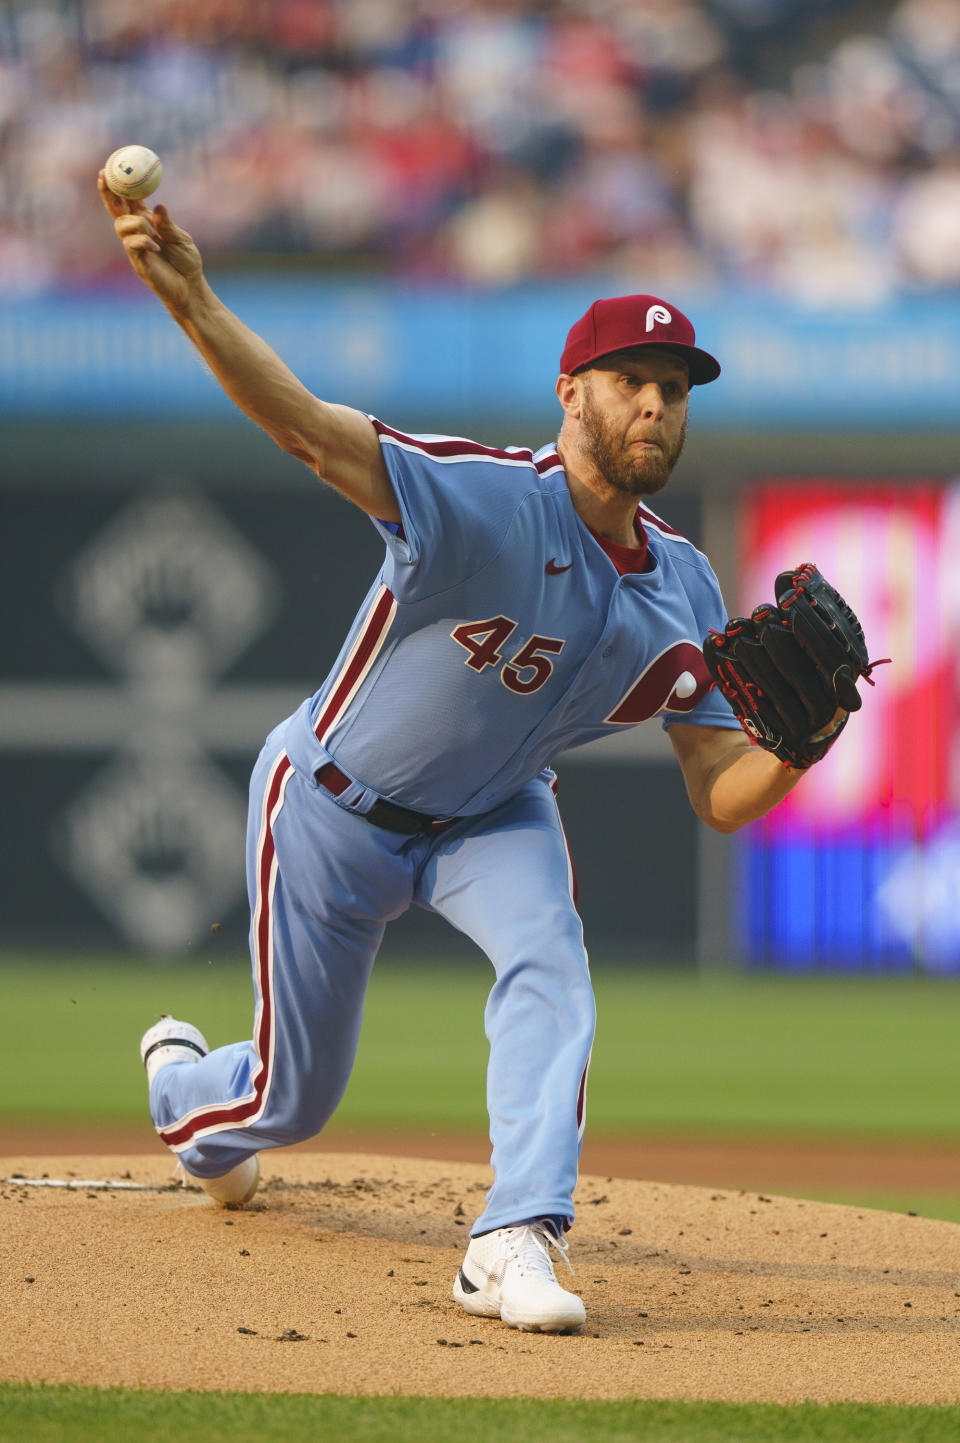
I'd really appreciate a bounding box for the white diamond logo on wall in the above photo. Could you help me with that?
[48,490,281,951]
[56,757,247,951]
[65,492,277,679]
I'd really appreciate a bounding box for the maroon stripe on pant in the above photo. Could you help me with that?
[159,751,292,1148]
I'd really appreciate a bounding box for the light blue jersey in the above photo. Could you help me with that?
[148,422,738,1239]
[280,423,738,817]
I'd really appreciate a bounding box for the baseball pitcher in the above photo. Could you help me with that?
[101,174,877,1334]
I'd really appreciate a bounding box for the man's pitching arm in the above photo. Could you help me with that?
[98,172,398,523]
[669,723,804,834]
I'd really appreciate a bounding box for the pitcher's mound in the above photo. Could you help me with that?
[2,1152,958,1404]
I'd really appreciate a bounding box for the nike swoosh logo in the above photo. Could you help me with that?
[546,558,573,575]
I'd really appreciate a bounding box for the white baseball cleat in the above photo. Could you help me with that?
[452,1221,586,1333]
[139,1015,260,1207]
[172,1154,260,1207]
[140,1016,210,1087]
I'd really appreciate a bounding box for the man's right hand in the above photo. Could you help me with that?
[98,170,203,314]
[95,168,398,521]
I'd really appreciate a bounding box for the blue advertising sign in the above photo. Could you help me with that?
[3,280,959,428]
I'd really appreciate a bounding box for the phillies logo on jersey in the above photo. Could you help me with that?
[604,641,710,724]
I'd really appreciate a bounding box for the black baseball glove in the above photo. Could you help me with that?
[702,563,884,770]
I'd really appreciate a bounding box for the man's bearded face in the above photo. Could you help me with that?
[578,374,688,497]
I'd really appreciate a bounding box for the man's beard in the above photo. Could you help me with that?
[578,387,687,497]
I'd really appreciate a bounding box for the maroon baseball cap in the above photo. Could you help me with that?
[560,294,721,386]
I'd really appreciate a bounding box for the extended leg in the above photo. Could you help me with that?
[147,748,413,1179]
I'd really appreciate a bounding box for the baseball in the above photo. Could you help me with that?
[104,145,163,201]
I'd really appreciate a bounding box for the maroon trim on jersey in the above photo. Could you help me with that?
[159,752,293,1149]
[586,515,654,575]
[314,585,396,744]
[534,449,562,475]
[372,420,562,476]
[636,503,684,540]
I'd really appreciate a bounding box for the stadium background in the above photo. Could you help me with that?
[3,0,960,1181]
[4,0,960,973]
[6,9,960,1436]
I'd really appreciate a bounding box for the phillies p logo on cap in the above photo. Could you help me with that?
[560,294,721,385]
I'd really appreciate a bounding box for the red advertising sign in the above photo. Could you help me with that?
[742,482,952,838]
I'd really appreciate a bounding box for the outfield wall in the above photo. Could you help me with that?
[4,282,959,968]
[4,281,960,432]
[2,421,702,964]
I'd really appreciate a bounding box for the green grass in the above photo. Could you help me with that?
[589,970,960,1141]
[2,1386,959,1443]
[798,1189,960,1225]
[5,964,960,1438]
[2,955,959,1142]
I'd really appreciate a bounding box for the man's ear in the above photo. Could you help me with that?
[556,372,582,420]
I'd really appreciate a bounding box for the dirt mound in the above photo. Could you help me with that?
[3,1152,959,1404]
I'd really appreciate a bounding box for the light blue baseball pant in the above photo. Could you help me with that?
[149,740,595,1235]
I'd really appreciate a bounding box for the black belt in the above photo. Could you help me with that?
[315,763,460,836]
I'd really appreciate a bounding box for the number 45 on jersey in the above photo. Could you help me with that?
[452,616,564,695]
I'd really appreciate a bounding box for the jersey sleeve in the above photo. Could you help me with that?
[367,419,536,598]
[667,679,739,730]
[661,557,741,732]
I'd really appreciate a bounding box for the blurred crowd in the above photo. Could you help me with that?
[2,0,960,300]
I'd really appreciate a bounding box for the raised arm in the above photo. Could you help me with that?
[98,172,399,522]
[668,723,803,833]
